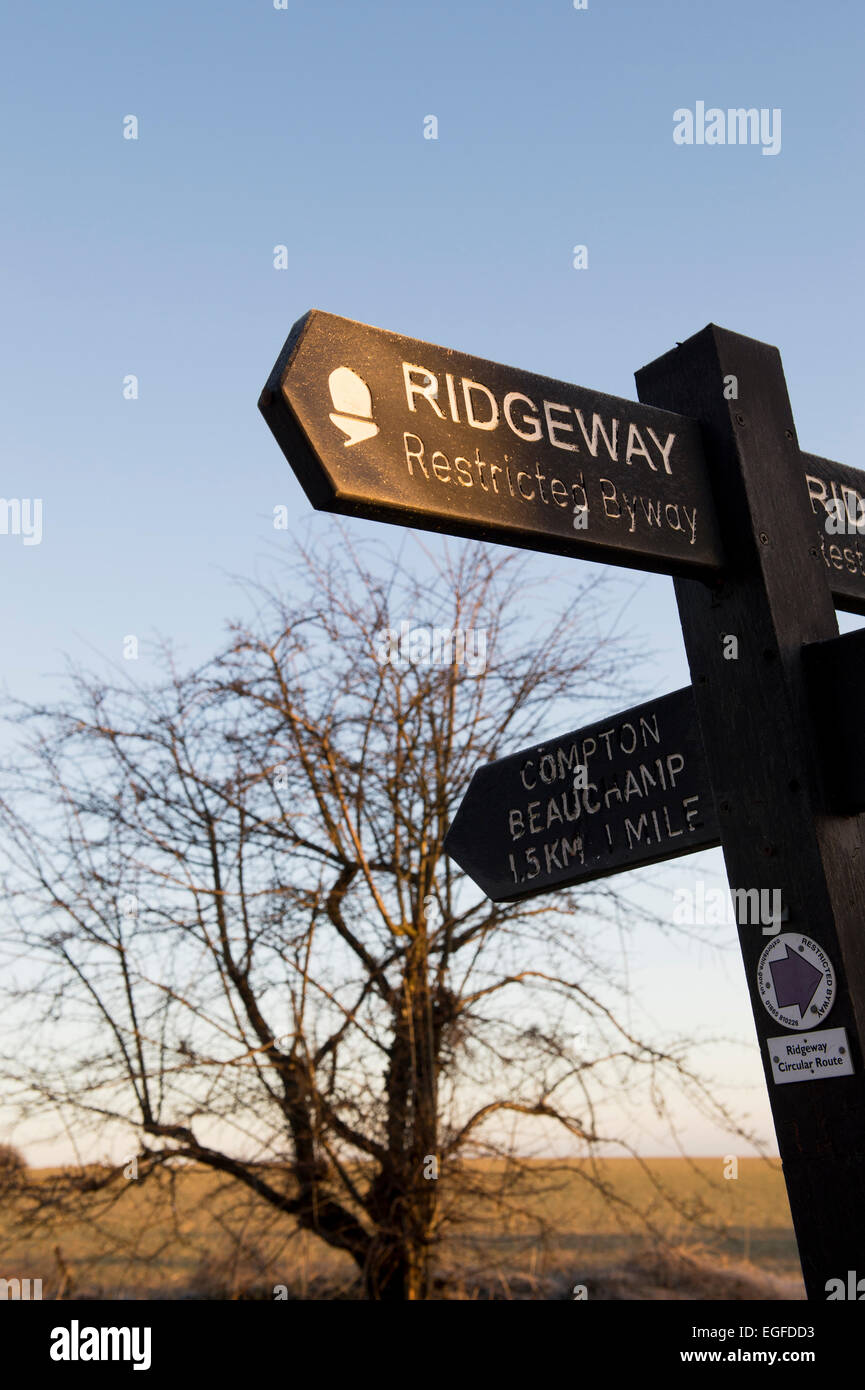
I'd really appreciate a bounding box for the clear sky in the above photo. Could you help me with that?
[1,0,863,1161]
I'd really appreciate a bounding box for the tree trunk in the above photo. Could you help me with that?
[363,1228,429,1301]
[363,933,438,1299]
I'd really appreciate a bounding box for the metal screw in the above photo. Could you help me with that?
[808,546,818,557]
[759,533,769,545]
[785,429,794,440]
[735,414,746,425]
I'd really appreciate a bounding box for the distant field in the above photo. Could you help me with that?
[0,1157,804,1300]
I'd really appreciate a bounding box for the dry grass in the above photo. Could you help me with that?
[0,1157,804,1300]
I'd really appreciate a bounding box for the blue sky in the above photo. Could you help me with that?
[1,0,863,1160]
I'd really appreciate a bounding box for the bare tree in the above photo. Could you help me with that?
[0,535,755,1299]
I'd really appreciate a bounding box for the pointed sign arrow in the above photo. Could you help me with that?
[769,945,824,1018]
[444,685,720,901]
[259,310,726,580]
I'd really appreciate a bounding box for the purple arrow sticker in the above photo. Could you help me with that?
[769,945,823,1018]
[756,932,836,1032]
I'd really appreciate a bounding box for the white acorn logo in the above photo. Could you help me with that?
[328,366,379,447]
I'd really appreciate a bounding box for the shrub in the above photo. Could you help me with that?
[0,1142,26,1180]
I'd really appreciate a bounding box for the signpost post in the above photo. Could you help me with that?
[260,309,865,1301]
[635,327,865,1302]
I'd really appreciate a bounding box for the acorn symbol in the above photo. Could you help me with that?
[328,366,379,447]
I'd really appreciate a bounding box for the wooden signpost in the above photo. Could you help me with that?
[260,310,865,1301]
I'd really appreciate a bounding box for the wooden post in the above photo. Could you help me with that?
[636,326,865,1300]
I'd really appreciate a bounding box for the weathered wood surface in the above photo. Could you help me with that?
[445,686,719,901]
[637,325,865,1301]
[260,310,724,578]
